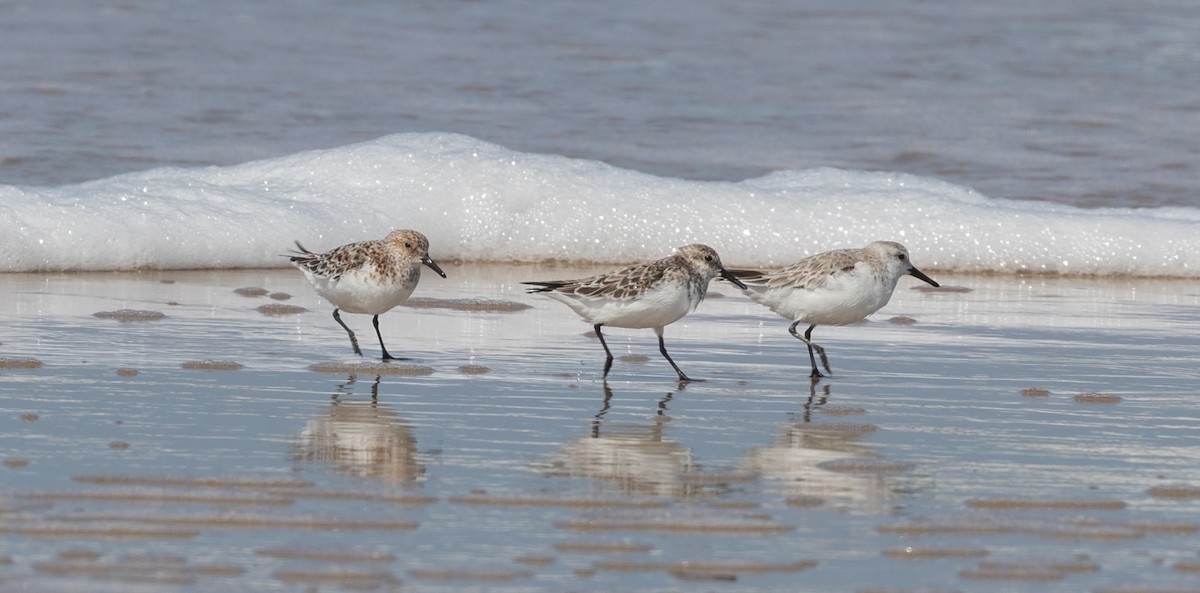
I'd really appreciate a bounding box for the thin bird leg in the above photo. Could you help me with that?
[372,315,406,361]
[656,326,698,382]
[594,324,615,378]
[788,321,831,378]
[332,309,362,356]
[805,324,832,374]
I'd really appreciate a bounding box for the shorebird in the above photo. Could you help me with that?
[524,244,746,382]
[730,241,938,378]
[290,230,445,360]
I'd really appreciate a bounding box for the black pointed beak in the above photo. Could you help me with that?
[720,268,747,290]
[909,266,938,287]
[424,256,447,278]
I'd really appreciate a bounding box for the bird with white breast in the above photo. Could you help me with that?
[290,229,446,361]
[524,244,746,382]
[729,241,939,379]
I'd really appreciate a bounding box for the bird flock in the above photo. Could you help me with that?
[291,231,940,382]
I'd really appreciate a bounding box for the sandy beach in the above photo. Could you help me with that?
[7,2,1200,590]
[2,264,1199,592]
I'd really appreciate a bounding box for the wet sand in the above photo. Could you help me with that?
[2,264,1199,592]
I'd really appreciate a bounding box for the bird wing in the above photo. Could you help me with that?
[524,257,673,300]
[289,240,377,281]
[734,249,862,291]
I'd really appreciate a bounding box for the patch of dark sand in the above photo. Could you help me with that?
[71,475,313,489]
[966,498,1126,511]
[1074,393,1121,404]
[26,489,294,506]
[255,548,395,563]
[553,541,654,554]
[403,297,531,312]
[1148,485,1200,499]
[93,309,165,321]
[556,510,793,535]
[181,360,243,371]
[57,513,418,531]
[817,458,915,474]
[883,547,989,560]
[448,494,667,509]
[408,568,534,581]
[308,362,433,376]
[256,304,307,316]
[878,515,1143,541]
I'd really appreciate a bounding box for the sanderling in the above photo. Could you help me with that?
[729,241,939,378]
[523,244,746,382]
[289,230,446,360]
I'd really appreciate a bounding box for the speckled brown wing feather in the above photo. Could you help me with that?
[733,248,863,291]
[525,256,676,300]
[290,240,380,281]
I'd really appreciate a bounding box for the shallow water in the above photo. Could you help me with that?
[4,0,1200,210]
[2,265,1200,592]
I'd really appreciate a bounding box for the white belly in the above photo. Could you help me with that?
[746,275,896,326]
[307,268,418,315]
[550,283,696,329]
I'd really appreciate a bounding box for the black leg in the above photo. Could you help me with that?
[594,324,615,377]
[805,324,831,375]
[332,309,362,356]
[656,327,699,382]
[789,322,830,378]
[372,315,407,361]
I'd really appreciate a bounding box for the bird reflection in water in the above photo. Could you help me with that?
[292,374,424,487]
[590,379,682,438]
[800,381,830,423]
[548,381,740,501]
[744,381,900,513]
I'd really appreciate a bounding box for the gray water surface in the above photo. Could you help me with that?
[1,267,1199,591]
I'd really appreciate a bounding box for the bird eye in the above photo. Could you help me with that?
[898,253,907,261]
[704,255,713,262]
[405,242,412,249]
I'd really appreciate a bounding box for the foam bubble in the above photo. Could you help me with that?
[5,133,1198,276]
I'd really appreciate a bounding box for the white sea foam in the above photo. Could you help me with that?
[3,133,1197,276]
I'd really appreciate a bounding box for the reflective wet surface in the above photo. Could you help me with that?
[2,266,1199,591]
